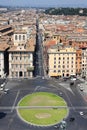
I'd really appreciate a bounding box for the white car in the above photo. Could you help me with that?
[70,78,76,81]
[4,89,9,94]
[0,87,3,91]
[79,111,84,115]
[1,82,5,87]
[80,86,84,91]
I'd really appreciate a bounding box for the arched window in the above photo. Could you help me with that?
[23,35,25,40]
[15,35,17,40]
[19,35,21,40]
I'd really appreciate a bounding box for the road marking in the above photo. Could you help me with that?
[59,83,75,95]
[49,82,75,111]
[33,86,41,92]
[11,90,20,113]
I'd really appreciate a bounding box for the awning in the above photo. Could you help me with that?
[49,73,62,76]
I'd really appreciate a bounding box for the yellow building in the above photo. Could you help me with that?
[48,45,76,77]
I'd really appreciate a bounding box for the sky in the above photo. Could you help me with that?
[0,0,87,7]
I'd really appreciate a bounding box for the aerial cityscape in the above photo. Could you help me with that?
[0,1,87,130]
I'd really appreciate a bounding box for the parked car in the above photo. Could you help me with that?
[70,81,74,85]
[79,111,84,116]
[70,117,75,122]
[80,86,84,91]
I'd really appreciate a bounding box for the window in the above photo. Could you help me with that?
[54,61,56,64]
[20,65,22,68]
[28,72,30,76]
[23,35,25,40]
[12,56,13,60]
[24,72,26,77]
[59,57,61,60]
[54,65,56,68]
[20,56,22,60]
[19,35,21,40]
[58,65,60,68]
[16,72,18,77]
[54,57,56,60]
[63,65,65,68]
[28,54,30,58]
[16,56,18,60]
[15,35,17,40]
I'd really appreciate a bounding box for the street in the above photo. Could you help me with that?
[0,77,87,130]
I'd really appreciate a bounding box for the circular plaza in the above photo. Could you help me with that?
[17,92,68,126]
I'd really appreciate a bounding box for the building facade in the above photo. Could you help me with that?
[48,45,76,77]
[76,49,82,76]
[81,48,87,78]
[8,45,34,78]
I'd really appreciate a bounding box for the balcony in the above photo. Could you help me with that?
[27,66,34,71]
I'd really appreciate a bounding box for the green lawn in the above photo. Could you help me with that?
[18,92,68,126]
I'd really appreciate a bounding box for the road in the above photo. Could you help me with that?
[34,18,44,77]
[0,78,87,130]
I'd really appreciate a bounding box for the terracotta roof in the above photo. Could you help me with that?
[46,40,56,46]
[14,30,26,34]
[0,43,9,51]
[8,44,35,52]
[0,25,12,31]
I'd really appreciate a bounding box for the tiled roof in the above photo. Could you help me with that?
[0,43,9,51]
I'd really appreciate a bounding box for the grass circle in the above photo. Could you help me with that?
[17,92,68,126]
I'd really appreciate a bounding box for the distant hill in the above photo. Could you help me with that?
[45,8,87,16]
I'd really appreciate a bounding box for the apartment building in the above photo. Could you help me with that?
[81,47,87,78]
[76,49,82,76]
[8,29,35,78]
[13,30,27,46]
[47,45,76,77]
[8,43,35,78]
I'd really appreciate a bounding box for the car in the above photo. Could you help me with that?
[70,81,74,85]
[80,86,84,91]
[70,77,76,81]
[59,92,63,96]
[4,89,9,94]
[42,76,45,79]
[54,125,59,128]
[70,117,75,122]
[0,87,3,91]
[79,111,84,115]
[1,82,5,87]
